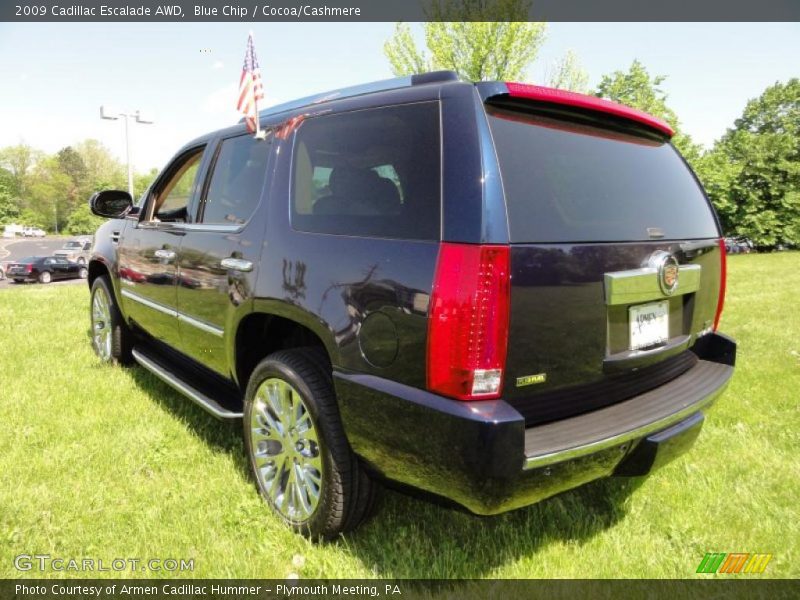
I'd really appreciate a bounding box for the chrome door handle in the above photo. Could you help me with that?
[220,257,253,272]
[154,249,176,261]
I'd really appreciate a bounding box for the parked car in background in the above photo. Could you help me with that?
[3,224,24,238]
[22,227,47,238]
[54,238,93,264]
[7,256,88,284]
[724,236,753,254]
[86,71,735,539]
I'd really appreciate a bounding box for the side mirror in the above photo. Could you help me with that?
[90,190,133,218]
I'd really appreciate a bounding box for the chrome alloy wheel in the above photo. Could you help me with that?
[91,287,112,361]
[250,378,323,522]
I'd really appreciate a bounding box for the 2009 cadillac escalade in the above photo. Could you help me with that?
[87,71,736,539]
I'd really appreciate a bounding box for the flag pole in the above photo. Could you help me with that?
[251,30,266,140]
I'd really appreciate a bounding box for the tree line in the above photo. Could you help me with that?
[0,141,157,236]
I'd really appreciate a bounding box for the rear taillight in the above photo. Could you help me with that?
[427,243,511,400]
[25,264,32,273]
[713,238,727,331]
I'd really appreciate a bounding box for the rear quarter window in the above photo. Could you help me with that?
[291,102,440,240]
[487,107,719,243]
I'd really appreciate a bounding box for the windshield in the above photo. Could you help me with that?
[63,242,82,249]
[17,256,38,263]
[486,106,719,243]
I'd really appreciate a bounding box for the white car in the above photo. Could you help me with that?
[54,238,93,264]
[22,227,46,238]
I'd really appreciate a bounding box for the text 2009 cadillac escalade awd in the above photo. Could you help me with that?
[87,71,735,539]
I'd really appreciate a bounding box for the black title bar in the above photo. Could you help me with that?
[3,0,800,22]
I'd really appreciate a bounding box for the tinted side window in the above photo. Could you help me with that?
[292,103,440,240]
[487,107,719,242]
[200,134,271,225]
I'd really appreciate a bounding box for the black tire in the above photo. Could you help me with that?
[243,348,374,539]
[300,346,378,532]
[90,276,133,365]
[38,270,52,284]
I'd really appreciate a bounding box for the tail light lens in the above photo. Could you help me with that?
[427,243,511,400]
[713,238,727,331]
[25,264,33,273]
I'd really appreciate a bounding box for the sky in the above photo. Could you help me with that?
[0,22,798,172]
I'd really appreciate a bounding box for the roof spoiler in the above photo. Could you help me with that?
[476,81,674,138]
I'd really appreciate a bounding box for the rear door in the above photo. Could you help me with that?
[174,132,273,376]
[483,102,724,425]
[118,145,206,349]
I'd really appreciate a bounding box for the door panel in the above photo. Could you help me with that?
[175,132,272,376]
[118,226,184,347]
[118,145,206,348]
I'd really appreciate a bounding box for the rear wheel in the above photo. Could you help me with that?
[243,349,375,539]
[78,267,88,279]
[38,271,51,284]
[90,276,133,364]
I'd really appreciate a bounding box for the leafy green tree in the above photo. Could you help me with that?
[26,156,72,233]
[705,79,800,248]
[0,180,20,225]
[74,139,126,198]
[64,202,105,235]
[595,60,701,164]
[547,50,589,93]
[0,143,41,199]
[384,1,546,82]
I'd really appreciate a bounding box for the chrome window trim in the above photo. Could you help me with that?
[172,223,244,234]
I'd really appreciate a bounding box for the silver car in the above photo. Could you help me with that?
[53,238,93,264]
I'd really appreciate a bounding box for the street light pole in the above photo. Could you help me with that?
[100,106,154,198]
[124,113,132,197]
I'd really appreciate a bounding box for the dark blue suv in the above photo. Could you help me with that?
[87,71,735,539]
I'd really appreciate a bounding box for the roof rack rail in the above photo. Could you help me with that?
[254,70,460,121]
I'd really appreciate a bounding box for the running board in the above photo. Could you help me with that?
[132,348,243,420]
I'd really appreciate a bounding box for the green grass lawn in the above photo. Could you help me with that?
[1,253,798,579]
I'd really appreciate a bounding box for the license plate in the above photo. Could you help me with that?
[629,301,669,351]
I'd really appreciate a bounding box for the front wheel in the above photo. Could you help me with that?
[243,349,375,540]
[90,276,133,364]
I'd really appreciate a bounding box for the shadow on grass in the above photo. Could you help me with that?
[119,356,643,578]
[343,477,643,578]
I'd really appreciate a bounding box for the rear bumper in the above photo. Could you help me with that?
[335,332,735,515]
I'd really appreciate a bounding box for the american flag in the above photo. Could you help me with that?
[237,33,264,133]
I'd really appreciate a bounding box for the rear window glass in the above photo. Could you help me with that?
[487,107,719,243]
[291,102,440,240]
